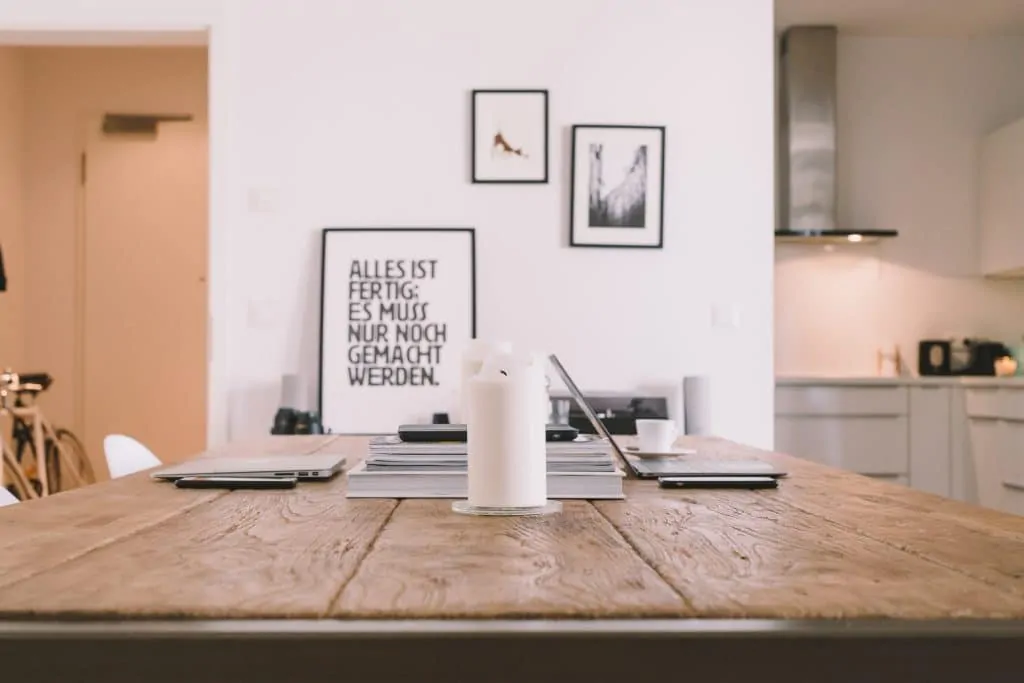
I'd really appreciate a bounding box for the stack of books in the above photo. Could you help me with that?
[346,434,625,499]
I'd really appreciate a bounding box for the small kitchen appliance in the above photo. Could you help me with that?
[918,339,1012,376]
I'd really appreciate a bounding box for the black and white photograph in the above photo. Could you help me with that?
[472,89,548,183]
[570,125,666,248]
[319,228,476,434]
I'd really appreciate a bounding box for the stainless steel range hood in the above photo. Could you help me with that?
[776,26,897,244]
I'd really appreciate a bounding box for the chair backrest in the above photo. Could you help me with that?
[103,434,161,479]
[0,487,19,507]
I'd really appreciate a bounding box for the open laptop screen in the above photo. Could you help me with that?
[547,354,633,472]
[547,354,785,480]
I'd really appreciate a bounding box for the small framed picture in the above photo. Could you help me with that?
[569,125,666,248]
[472,89,548,184]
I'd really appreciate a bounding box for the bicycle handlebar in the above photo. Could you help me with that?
[15,373,53,391]
[0,371,54,401]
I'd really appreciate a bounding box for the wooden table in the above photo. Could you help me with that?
[2,435,1024,682]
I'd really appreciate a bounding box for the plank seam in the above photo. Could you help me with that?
[322,499,401,617]
[590,502,697,612]
[0,490,230,592]
[770,493,1024,594]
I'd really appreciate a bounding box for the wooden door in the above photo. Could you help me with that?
[81,118,207,472]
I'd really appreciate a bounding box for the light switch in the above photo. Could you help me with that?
[247,300,281,328]
[711,304,741,330]
[248,187,280,214]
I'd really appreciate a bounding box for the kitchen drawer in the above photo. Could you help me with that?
[965,388,1024,421]
[776,386,907,417]
[775,415,909,475]
[999,481,1024,516]
[968,418,1024,515]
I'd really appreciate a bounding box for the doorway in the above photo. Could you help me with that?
[0,45,210,476]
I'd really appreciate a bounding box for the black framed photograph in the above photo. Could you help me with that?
[319,228,477,434]
[472,89,548,183]
[569,124,666,248]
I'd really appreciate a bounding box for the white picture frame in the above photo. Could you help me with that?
[319,228,477,433]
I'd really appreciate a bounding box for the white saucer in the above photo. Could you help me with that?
[624,446,697,460]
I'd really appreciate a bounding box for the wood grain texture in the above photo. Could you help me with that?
[689,436,1024,594]
[774,461,1024,593]
[597,482,1024,618]
[0,435,344,599]
[0,473,226,589]
[5,435,1024,620]
[0,477,396,618]
[333,498,688,618]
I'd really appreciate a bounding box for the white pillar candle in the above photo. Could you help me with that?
[459,339,512,423]
[466,352,547,508]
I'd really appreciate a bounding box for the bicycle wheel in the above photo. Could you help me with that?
[2,446,35,501]
[53,428,95,489]
[45,436,62,493]
[12,419,43,495]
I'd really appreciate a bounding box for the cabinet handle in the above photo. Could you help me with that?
[1003,481,1024,492]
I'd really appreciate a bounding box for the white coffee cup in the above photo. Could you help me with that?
[635,419,677,453]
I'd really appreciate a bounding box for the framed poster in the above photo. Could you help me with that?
[471,89,548,183]
[319,228,477,434]
[569,124,666,248]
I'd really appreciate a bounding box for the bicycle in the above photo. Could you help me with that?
[0,370,95,500]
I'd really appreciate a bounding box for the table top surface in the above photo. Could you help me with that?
[2,434,1024,622]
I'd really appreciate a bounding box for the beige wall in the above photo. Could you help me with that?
[22,47,207,432]
[0,48,26,373]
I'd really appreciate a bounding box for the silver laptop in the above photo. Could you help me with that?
[151,453,346,481]
[547,354,785,479]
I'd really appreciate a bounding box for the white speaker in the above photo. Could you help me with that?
[683,375,712,436]
[280,373,309,411]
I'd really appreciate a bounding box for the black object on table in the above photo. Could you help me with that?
[271,408,325,435]
[553,394,669,435]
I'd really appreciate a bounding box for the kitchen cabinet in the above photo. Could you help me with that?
[949,387,976,504]
[775,385,909,480]
[979,117,1024,278]
[777,379,1024,513]
[908,386,952,497]
[965,387,1024,514]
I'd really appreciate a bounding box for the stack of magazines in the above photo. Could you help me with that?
[346,434,625,499]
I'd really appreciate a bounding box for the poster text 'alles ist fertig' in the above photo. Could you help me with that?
[346,259,447,387]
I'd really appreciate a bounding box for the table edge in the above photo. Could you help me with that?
[3,618,1024,639]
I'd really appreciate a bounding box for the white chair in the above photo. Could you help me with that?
[0,487,18,507]
[103,434,161,479]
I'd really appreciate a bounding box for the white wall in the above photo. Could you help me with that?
[21,47,207,432]
[0,0,778,449]
[776,36,1024,377]
[0,47,25,372]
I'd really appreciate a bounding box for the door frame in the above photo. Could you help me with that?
[0,14,236,448]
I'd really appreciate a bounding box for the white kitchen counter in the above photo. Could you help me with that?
[777,376,1024,388]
